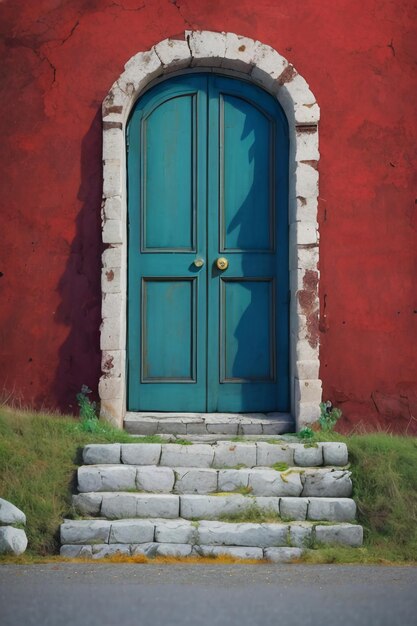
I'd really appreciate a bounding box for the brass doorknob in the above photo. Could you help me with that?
[216,257,229,270]
[193,258,205,268]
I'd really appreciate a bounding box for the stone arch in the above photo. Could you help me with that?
[99,30,322,429]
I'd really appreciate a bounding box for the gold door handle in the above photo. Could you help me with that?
[193,258,205,268]
[216,257,229,270]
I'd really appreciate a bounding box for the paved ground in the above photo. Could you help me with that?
[1,563,416,626]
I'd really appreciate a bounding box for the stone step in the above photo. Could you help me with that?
[73,492,357,522]
[77,465,352,498]
[82,441,348,469]
[124,412,294,436]
[60,519,363,560]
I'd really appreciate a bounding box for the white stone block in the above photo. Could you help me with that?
[92,544,130,558]
[295,339,320,362]
[290,244,319,271]
[136,466,175,493]
[296,401,321,426]
[251,43,288,91]
[174,468,218,494]
[160,444,214,468]
[154,520,197,544]
[101,493,179,519]
[213,442,257,468]
[180,494,253,520]
[295,379,323,404]
[302,470,352,497]
[78,465,136,492]
[289,195,318,224]
[122,49,162,90]
[121,444,161,466]
[295,360,320,380]
[217,469,250,492]
[130,542,158,557]
[100,396,125,428]
[295,128,319,161]
[315,524,363,547]
[256,443,294,467]
[100,315,126,351]
[101,266,123,294]
[98,377,123,400]
[155,543,193,557]
[154,39,192,70]
[60,544,92,558]
[290,222,318,249]
[103,128,124,161]
[293,444,323,467]
[102,218,123,245]
[72,493,103,516]
[222,33,257,72]
[289,523,313,548]
[197,521,288,548]
[83,444,121,465]
[307,497,357,522]
[103,196,122,220]
[60,520,111,545]
[188,30,227,67]
[280,497,309,521]
[102,246,122,268]
[0,527,28,555]
[109,520,155,544]
[0,498,26,525]
[195,545,263,560]
[320,443,349,466]
[102,293,124,320]
[101,350,124,379]
[294,161,319,199]
[265,547,303,563]
[103,159,123,198]
[249,470,303,497]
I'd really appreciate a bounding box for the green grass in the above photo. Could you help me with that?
[1,407,417,563]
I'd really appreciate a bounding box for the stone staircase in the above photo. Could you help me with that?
[61,438,363,561]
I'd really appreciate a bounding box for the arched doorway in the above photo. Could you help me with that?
[127,73,289,412]
[99,32,322,428]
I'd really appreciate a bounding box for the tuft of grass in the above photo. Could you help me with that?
[214,486,253,496]
[174,439,193,445]
[271,462,289,472]
[219,505,281,524]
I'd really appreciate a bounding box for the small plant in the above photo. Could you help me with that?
[298,426,315,440]
[319,401,342,432]
[76,385,101,433]
[272,462,289,472]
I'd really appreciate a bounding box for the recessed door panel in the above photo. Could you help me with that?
[142,278,196,381]
[142,95,196,251]
[221,278,275,382]
[221,94,274,252]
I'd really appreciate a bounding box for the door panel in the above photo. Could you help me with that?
[221,94,273,252]
[142,278,196,381]
[143,94,196,251]
[127,73,289,413]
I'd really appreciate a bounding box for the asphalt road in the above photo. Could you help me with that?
[1,563,416,626]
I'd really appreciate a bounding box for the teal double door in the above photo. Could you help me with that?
[127,73,289,412]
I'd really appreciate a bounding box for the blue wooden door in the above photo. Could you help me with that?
[127,74,289,412]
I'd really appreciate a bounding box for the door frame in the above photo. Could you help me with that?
[99,31,322,430]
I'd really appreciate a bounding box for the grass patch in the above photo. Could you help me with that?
[219,505,282,524]
[271,462,289,472]
[0,406,135,556]
[1,407,417,563]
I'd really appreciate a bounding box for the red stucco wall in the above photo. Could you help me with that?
[1,0,416,431]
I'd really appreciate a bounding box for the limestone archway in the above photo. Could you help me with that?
[99,31,322,429]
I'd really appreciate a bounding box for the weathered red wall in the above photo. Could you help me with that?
[1,0,416,431]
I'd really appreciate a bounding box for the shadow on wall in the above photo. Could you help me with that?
[50,109,103,414]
